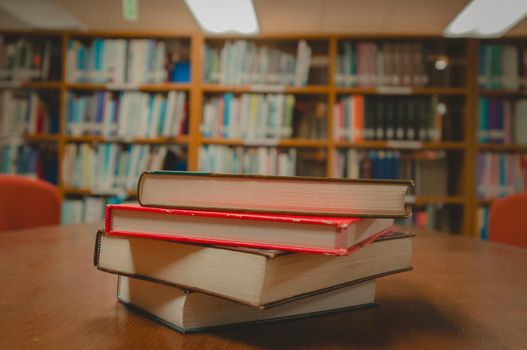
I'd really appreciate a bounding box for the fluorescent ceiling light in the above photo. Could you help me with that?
[0,0,84,29]
[444,0,527,38]
[184,0,259,34]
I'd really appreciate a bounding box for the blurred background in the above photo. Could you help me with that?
[0,0,526,238]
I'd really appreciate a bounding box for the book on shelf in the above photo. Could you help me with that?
[137,171,412,217]
[397,205,460,233]
[0,90,59,136]
[66,91,187,137]
[334,150,449,197]
[199,145,298,176]
[478,98,527,145]
[479,44,521,90]
[201,93,296,139]
[0,35,61,81]
[105,203,395,255]
[0,143,57,184]
[61,196,123,224]
[335,42,428,87]
[117,276,376,333]
[61,144,187,191]
[95,230,413,307]
[66,38,190,84]
[477,206,490,240]
[334,96,454,142]
[476,152,527,199]
[203,40,312,86]
[201,93,326,140]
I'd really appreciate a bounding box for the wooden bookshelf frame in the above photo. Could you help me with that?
[1,30,510,236]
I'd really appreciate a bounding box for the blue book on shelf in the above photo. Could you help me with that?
[67,95,74,128]
[146,96,154,136]
[158,99,167,136]
[28,148,38,174]
[499,154,506,197]
[94,39,105,82]
[497,99,504,143]
[171,61,191,83]
[478,98,488,143]
[50,108,60,134]
[223,93,232,138]
[481,208,489,240]
[44,152,58,185]
[95,92,105,135]
[368,151,378,179]
[78,46,86,81]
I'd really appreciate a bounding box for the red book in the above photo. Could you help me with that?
[105,204,394,256]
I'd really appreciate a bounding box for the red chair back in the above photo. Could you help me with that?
[0,175,61,232]
[488,193,527,249]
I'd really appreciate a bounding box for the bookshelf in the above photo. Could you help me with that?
[1,30,524,236]
[473,38,527,239]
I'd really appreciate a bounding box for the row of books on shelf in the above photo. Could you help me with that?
[334,150,448,196]
[334,96,452,142]
[478,98,527,144]
[67,91,187,137]
[476,152,527,199]
[335,42,428,87]
[0,90,59,136]
[479,44,524,90]
[399,205,460,233]
[0,36,61,81]
[201,93,326,140]
[62,144,187,191]
[67,39,190,84]
[203,40,312,86]
[62,196,123,224]
[0,143,57,184]
[198,145,298,176]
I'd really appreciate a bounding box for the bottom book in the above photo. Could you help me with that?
[117,276,376,333]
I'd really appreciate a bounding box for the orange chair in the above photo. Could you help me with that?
[0,175,61,232]
[488,193,527,249]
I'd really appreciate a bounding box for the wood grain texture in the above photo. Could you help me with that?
[0,224,526,349]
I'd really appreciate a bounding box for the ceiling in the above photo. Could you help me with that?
[1,0,527,36]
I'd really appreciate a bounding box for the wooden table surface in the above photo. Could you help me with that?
[1,224,526,350]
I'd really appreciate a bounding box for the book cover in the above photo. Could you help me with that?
[105,203,394,255]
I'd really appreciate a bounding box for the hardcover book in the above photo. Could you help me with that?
[137,171,413,218]
[95,230,413,308]
[117,276,376,333]
[105,203,395,255]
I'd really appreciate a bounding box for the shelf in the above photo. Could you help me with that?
[477,144,527,152]
[64,135,188,144]
[335,140,466,150]
[335,86,467,95]
[24,134,60,142]
[202,85,329,94]
[478,89,527,96]
[0,134,59,142]
[63,188,137,196]
[0,81,61,89]
[66,82,191,92]
[200,138,328,147]
[407,196,466,205]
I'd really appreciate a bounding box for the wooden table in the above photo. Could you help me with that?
[1,224,526,350]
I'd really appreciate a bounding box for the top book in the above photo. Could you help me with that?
[138,171,412,217]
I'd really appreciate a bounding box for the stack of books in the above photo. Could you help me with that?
[94,171,414,333]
